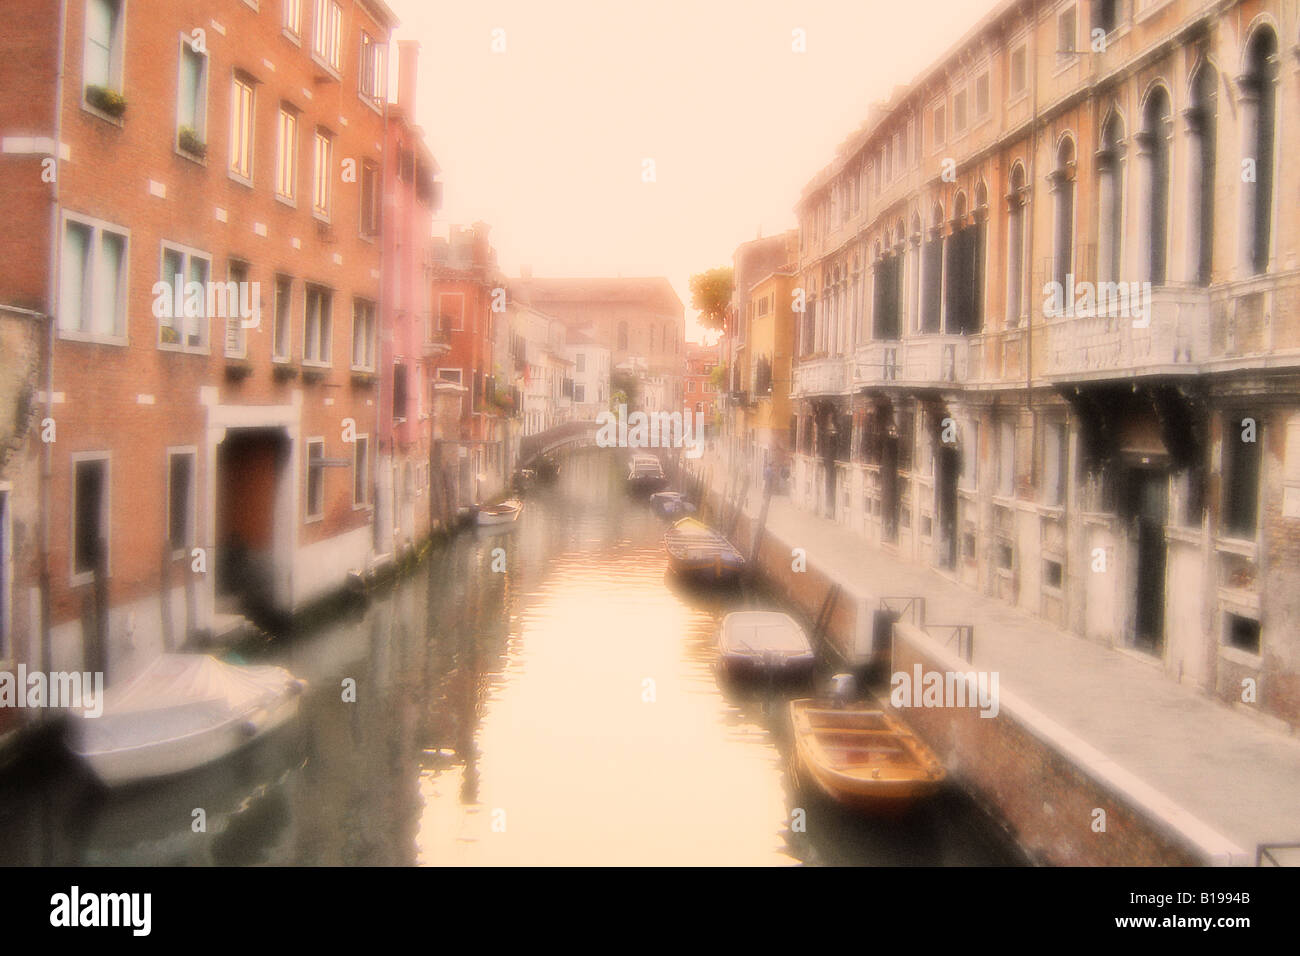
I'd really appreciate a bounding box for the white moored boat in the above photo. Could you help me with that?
[67,654,306,788]
[717,611,815,678]
[476,498,523,525]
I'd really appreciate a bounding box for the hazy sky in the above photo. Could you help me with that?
[388,0,989,342]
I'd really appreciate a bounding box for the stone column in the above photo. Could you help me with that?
[1235,78,1259,277]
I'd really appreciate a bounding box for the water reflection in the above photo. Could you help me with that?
[0,449,1021,866]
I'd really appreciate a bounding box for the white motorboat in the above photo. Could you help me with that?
[717,611,815,678]
[67,654,306,788]
[476,498,523,525]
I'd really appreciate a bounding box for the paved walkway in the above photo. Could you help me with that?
[699,458,1300,859]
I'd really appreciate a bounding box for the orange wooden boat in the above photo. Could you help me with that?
[788,698,945,812]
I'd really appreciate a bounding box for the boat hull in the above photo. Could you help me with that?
[73,694,301,788]
[788,699,946,814]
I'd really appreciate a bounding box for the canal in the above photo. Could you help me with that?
[0,450,1023,866]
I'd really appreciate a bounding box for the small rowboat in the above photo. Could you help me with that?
[476,499,523,525]
[649,490,696,518]
[717,611,815,679]
[67,654,306,788]
[664,517,745,584]
[788,697,945,812]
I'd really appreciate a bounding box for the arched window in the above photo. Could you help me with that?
[1050,137,1077,291]
[1139,87,1172,284]
[921,202,944,333]
[1097,112,1125,284]
[909,212,923,332]
[1187,64,1217,285]
[617,320,628,351]
[1239,27,1277,275]
[1006,163,1027,325]
[943,190,983,334]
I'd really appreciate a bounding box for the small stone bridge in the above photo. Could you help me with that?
[517,420,603,468]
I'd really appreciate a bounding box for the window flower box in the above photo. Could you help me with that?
[85,85,127,117]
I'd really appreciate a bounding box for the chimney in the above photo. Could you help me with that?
[398,41,420,116]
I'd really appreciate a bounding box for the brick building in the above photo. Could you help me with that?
[789,0,1300,725]
[377,39,443,557]
[0,0,398,679]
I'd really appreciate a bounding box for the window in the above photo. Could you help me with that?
[304,285,332,365]
[224,260,249,358]
[72,456,109,581]
[392,364,407,418]
[177,36,208,153]
[158,243,211,351]
[84,0,123,100]
[284,0,302,36]
[1044,559,1064,590]
[229,76,254,181]
[1141,88,1171,284]
[353,436,370,507]
[1092,0,1118,36]
[60,215,127,342]
[1051,138,1076,289]
[575,353,586,373]
[276,106,298,201]
[997,420,1016,497]
[974,73,989,119]
[574,383,586,403]
[438,293,465,331]
[1242,28,1277,276]
[953,89,967,133]
[959,422,978,491]
[273,276,292,360]
[312,129,333,219]
[932,104,945,146]
[359,33,385,104]
[1224,614,1260,655]
[167,451,195,555]
[305,439,324,520]
[360,160,380,237]
[1058,5,1078,58]
[437,368,463,385]
[1222,416,1261,538]
[1042,421,1066,506]
[313,0,343,72]
[1010,44,1027,95]
[351,298,376,370]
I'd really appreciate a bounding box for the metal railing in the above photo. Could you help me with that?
[1256,842,1300,866]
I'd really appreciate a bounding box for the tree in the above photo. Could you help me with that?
[690,266,734,334]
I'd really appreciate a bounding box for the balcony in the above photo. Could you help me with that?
[853,342,899,387]
[792,356,849,396]
[899,335,970,387]
[1043,286,1210,382]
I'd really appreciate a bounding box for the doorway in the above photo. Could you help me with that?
[936,445,958,569]
[1126,467,1168,655]
[216,428,289,623]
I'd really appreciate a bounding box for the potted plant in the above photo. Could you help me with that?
[85,85,127,118]
[177,126,206,158]
[159,325,180,345]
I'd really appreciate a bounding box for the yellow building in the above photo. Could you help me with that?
[733,269,798,486]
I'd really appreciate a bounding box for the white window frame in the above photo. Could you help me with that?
[973,70,990,121]
[158,240,212,352]
[175,33,209,158]
[70,452,111,587]
[82,0,125,119]
[303,283,333,366]
[359,32,385,109]
[1057,4,1079,64]
[272,275,293,361]
[223,259,250,359]
[312,0,343,74]
[312,128,333,221]
[283,0,302,39]
[59,211,129,345]
[229,74,255,184]
[1009,41,1028,98]
[353,434,371,508]
[165,446,197,558]
[351,297,376,371]
[276,104,299,204]
[437,368,463,385]
[305,437,325,521]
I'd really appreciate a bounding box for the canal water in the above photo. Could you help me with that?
[0,450,1022,866]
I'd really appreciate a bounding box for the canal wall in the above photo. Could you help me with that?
[703,482,1249,866]
[892,622,1248,866]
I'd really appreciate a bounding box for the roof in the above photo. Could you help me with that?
[512,277,684,317]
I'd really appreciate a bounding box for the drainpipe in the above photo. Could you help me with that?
[39,0,70,676]
[374,92,389,559]
[1025,2,1038,396]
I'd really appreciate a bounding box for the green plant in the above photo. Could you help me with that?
[159,325,180,345]
[85,85,126,117]
[177,126,206,158]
